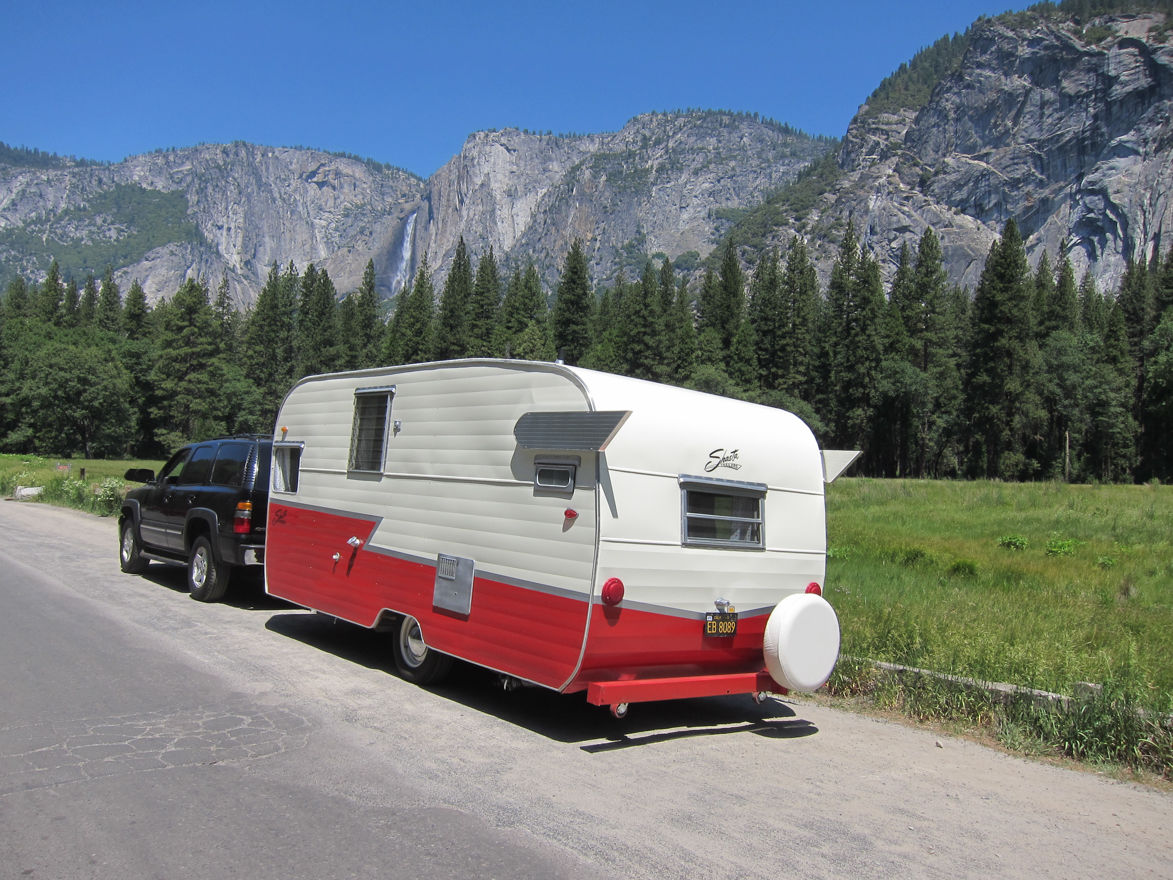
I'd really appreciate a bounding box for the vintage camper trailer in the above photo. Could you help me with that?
[265,359,855,716]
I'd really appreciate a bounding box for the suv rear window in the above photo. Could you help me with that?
[211,442,251,487]
[181,445,217,485]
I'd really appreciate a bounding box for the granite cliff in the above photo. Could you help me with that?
[746,10,1173,290]
[2,8,1171,305]
[0,113,828,306]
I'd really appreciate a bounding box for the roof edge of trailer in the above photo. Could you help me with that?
[277,359,601,421]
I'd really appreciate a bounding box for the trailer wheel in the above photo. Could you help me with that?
[188,535,230,603]
[119,519,149,574]
[393,615,453,685]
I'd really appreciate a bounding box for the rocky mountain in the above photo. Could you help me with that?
[0,113,829,306]
[2,7,1171,307]
[740,9,1173,291]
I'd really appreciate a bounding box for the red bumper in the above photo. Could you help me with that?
[585,670,786,707]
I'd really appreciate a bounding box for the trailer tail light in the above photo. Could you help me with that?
[233,502,253,534]
[601,577,625,606]
[805,582,822,596]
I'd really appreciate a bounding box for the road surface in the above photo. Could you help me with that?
[1,501,1170,879]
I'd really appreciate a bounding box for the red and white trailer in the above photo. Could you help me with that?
[265,359,855,716]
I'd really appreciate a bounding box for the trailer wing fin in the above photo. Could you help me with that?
[821,449,861,484]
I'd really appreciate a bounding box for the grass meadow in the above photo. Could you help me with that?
[825,478,1173,777]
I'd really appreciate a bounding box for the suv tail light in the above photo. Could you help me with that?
[233,502,253,534]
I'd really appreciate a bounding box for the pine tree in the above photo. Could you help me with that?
[618,261,666,380]
[60,279,80,328]
[668,278,697,384]
[97,268,122,334]
[583,274,624,373]
[705,239,745,351]
[498,261,551,359]
[552,240,592,365]
[778,236,820,401]
[243,264,298,422]
[467,247,501,357]
[1085,301,1138,481]
[913,229,964,477]
[824,223,884,459]
[295,264,339,377]
[964,219,1045,479]
[38,261,64,325]
[353,259,382,367]
[748,248,784,390]
[79,274,98,326]
[151,278,224,446]
[4,276,31,318]
[435,237,473,359]
[123,280,150,336]
[387,254,435,364]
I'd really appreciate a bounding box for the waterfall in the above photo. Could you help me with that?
[389,210,417,297]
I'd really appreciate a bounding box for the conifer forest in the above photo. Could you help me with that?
[2,220,1172,484]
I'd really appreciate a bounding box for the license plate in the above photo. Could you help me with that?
[704,611,737,637]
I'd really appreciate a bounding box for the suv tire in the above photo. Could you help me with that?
[119,519,150,574]
[188,535,230,602]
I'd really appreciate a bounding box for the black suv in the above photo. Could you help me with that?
[119,435,272,601]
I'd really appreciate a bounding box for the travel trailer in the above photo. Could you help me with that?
[265,359,856,716]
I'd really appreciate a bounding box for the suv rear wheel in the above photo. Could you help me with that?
[188,535,230,602]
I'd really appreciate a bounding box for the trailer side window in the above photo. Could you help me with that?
[679,476,766,549]
[273,443,303,493]
[533,456,579,496]
[349,386,395,473]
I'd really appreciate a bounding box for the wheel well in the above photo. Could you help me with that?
[184,518,212,551]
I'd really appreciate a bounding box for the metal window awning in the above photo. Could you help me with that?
[514,410,631,452]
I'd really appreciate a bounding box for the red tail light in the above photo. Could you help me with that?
[601,577,625,606]
[805,582,822,596]
[233,502,253,534]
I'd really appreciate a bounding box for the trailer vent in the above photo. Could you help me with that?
[433,554,475,617]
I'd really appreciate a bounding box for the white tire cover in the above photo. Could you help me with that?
[762,593,841,692]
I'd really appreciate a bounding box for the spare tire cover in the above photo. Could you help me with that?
[762,593,840,692]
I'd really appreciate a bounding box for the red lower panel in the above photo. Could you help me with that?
[566,601,771,694]
[266,502,772,697]
[266,502,589,689]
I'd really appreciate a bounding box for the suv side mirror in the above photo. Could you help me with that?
[124,468,155,483]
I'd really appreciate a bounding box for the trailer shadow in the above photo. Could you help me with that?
[264,610,820,749]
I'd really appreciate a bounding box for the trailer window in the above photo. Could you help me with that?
[273,443,303,493]
[679,476,766,549]
[533,456,579,496]
[349,387,395,473]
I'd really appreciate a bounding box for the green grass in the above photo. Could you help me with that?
[0,453,164,517]
[825,478,1173,777]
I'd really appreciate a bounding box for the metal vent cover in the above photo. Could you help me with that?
[433,553,475,616]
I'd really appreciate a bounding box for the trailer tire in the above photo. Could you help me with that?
[188,535,230,603]
[119,519,149,574]
[393,615,453,685]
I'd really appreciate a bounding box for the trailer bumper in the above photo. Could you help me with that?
[585,671,786,708]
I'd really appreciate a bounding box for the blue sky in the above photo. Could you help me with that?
[4,1,1032,178]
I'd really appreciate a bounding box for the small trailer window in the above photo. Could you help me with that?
[533,456,579,495]
[679,476,766,549]
[349,386,395,473]
[273,443,303,493]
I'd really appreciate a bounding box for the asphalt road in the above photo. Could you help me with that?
[1,501,1170,880]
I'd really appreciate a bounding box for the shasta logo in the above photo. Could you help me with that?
[705,448,742,472]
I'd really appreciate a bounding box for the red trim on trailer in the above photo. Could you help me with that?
[585,672,785,706]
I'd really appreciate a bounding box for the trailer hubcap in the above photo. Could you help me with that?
[399,616,428,668]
